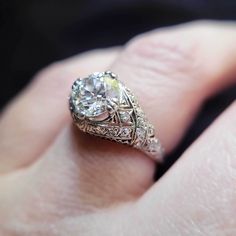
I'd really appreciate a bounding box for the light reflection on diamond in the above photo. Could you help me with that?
[71,72,122,117]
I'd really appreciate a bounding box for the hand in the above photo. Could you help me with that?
[0,21,236,236]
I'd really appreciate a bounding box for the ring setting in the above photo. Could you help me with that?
[69,71,164,161]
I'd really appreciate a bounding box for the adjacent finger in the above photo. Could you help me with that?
[136,101,236,235]
[112,20,236,152]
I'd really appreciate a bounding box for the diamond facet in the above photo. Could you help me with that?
[71,72,122,118]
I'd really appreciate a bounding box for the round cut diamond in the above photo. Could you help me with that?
[71,72,122,117]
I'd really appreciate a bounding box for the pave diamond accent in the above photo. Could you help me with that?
[120,127,131,138]
[119,111,131,123]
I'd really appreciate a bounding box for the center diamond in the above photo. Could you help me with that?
[71,72,122,118]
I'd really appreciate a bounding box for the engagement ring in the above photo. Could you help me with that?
[69,71,164,161]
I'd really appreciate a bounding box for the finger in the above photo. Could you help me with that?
[136,101,236,235]
[4,98,235,236]
[32,21,236,208]
[0,48,120,173]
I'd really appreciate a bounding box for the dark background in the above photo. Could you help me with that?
[1,0,236,177]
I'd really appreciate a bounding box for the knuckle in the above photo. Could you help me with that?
[123,32,199,86]
[122,20,235,96]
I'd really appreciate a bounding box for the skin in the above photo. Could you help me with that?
[0,20,236,236]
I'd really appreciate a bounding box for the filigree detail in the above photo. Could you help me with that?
[69,71,164,161]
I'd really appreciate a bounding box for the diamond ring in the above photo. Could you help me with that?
[69,71,164,162]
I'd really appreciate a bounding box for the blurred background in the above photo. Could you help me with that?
[1,0,236,176]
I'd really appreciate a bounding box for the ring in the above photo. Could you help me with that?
[69,71,164,162]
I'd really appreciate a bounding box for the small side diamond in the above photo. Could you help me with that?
[136,127,146,140]
[136,107,145,117]
[119,111,131,123]
[130,95,137,104]
[120,127,131,137]
[147,124,155,137]
[137,117,146,127]
[147,138,160,153]
[134,127,146,148]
